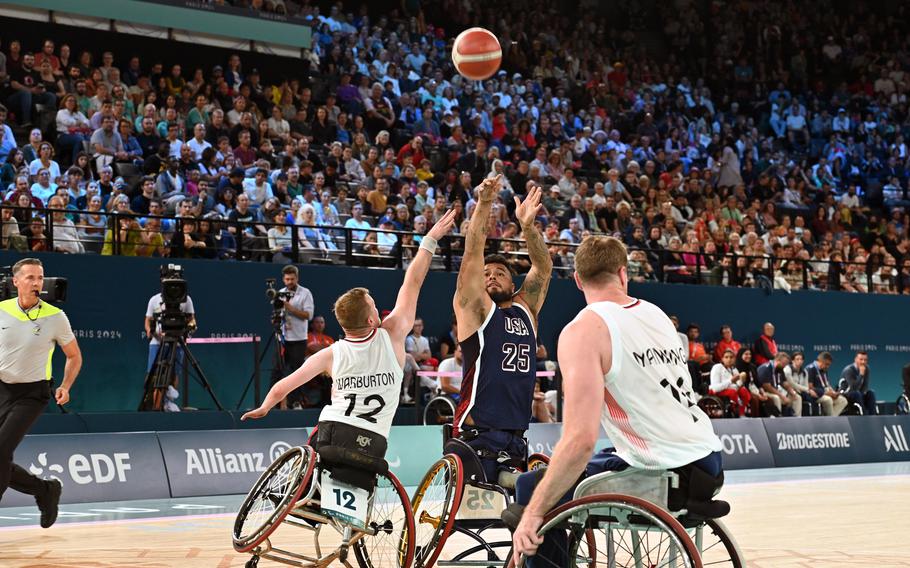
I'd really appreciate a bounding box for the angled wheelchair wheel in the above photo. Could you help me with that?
[514,494,702,568]
[527,453,550,471]
[897,394,910,415]
[411,454,464,568]
[692,518,744,567]
[355,470,416,568]
[423,395,457,425]
[232,445,316,553]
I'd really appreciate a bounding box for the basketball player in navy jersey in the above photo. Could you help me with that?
[510,237,723,567]
[242,210,457,460]
[452,175,552,482]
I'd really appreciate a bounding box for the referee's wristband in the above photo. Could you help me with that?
[419,236,438,255]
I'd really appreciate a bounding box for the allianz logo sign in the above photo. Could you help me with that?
[884,425,910,452]
[28,452,132,485]
[185,441,293,475]
[776,432,850,450]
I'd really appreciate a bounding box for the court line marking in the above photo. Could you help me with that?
[725,471,910,487]
[0,511,236,532]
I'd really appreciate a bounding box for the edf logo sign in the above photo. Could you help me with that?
[29,452,132,485]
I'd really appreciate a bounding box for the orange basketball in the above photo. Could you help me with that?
[452,27,502,81]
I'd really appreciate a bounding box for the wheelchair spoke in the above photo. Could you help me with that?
[530,500,699,568]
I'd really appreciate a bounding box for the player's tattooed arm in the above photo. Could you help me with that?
[514,186,552,317]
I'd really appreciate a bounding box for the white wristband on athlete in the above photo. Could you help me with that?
[419,236,438,255]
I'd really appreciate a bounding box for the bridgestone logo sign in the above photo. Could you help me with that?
[776,432,851,450]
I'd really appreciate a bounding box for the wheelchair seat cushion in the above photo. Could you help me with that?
[443,437,487,483]
[668,463,730,520]
[318,445,389,492]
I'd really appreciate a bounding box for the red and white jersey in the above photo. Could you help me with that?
[580,298,721,469]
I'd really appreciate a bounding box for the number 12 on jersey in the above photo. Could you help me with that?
[501,342,531,373]
[343,393,386,423]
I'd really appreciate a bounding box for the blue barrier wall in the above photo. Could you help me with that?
[1,250,908,411]
[4,417,909,508]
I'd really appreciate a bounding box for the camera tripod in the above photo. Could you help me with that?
[140,333,224,411]
[235,322,286,409]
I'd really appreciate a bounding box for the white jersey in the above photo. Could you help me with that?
[319,328,403,439]
[581,298,721,469]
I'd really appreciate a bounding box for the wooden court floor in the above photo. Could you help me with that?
[1,467,908,568]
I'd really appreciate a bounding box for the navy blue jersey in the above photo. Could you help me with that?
[455,302,537,434]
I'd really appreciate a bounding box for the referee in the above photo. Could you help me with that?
[0,258,82,528]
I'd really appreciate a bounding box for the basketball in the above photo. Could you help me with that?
[452,27,502,81]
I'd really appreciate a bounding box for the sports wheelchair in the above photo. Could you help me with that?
[501,464,745,567]
[410,425,550,568]
[233,445,415,568]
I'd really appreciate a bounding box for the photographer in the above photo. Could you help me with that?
[144,276,196,411]
[277,265,314,409]
[0,258,81,527]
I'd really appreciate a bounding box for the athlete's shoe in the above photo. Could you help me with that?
[36,479,62,528]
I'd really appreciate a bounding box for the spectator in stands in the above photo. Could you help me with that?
[6,52,56,126]
[805,351,847,416]
[784,351,815,414]
[30,169,56,205]
[1,204,26,251]
[130,176,156,215]
[753,322,778,365]
[735,347,776,417]
[757,352,802,416]
[90,114,126,171]
[709,348,752,417]
[156,157,186,211]
[840,351,877,415]
[55,93,91,165]
[436,343,463,397]
[27,142,61,183]
[686,323,710,365]
[306,315,334,355]
[0,105,17,165]
[713,325,742,362]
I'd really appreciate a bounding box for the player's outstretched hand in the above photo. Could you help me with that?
[514,185,543,228]
[241,406,269,421]
[427,208,458,241]
[476,174,502,203]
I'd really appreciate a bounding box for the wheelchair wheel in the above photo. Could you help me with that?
[692,518,744,567]
[411,454,464,568]
[423,395,456,425]
[232,445,316,553]
[514,494,702,568]
[527,453,550,471]
[354,470,416,568]
[897,394,910,415]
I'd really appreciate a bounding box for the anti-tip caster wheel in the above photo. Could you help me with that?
[245,556,259,568]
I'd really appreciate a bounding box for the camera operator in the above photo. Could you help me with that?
[0,258,82,528]
[144,280,196,410]
[278,265,313,409]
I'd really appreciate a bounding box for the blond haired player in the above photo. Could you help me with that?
[243,210,457,459]
[511,236,723,567]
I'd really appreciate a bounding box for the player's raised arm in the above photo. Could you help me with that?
[382,209,458,342]
[454,175,501,336]
[241,347,334,420]
[513,185,552,319]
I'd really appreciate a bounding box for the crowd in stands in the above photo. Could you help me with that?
[669,318,878,418]
[1,0,910,294]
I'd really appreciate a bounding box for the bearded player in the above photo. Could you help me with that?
[452,175,552,482]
